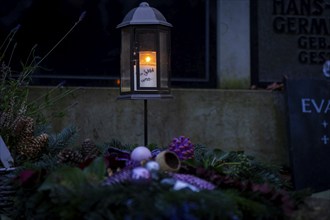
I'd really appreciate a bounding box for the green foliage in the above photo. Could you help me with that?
[1,131,304,220]
[5,144,301,220]
[47,125,78,152]
[186,145,289,189]
[23,167,282,220]
[104,139,137,151]
[38,157,105,191]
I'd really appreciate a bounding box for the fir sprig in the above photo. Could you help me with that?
[47,125,78,152]
[186,145,287,189]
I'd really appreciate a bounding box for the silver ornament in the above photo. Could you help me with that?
[145,161,160,172]
[131,167,151,181]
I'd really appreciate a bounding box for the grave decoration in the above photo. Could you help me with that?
[0,135,310,219]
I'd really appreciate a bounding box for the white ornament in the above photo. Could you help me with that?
[173,180,199,192]
[145,161,160,172]
[131,167,151,180]
[130,146,152,162]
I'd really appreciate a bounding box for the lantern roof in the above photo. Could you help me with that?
[117,2,172,28]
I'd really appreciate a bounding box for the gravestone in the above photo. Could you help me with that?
[285,76,330,192]
[251,0,330,84]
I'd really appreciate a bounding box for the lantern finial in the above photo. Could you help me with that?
[140,2,149,7]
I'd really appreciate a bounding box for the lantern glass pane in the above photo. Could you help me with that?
[138,32,157,51]
[137,32,157,89]
[120,29,131,92]
[160,31,169,89]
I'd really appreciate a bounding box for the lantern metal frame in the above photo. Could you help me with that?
[117,2,173,100]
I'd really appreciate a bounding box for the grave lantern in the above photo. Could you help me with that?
[117,2,173,99]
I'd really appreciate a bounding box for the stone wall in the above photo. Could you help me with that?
[28,87,289,165]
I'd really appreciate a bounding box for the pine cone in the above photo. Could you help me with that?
[17,138,42,158]
[36,133,49,146]
[10,115,27,136]
[16,133,48,159]
[57,148,85,165]
[11,115,34,138]
[81,138,100,160]
[23,117,34,136]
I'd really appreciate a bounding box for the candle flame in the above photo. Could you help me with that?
[145,56,151,63]
[139,51,156,66]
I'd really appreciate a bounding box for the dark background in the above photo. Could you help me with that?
[0,0,216,87]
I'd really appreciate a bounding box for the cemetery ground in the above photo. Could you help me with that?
[291,189,330,220]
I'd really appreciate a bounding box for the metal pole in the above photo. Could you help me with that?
[144,99,148,146]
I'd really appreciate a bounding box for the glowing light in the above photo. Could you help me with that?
[145,56,151,63]
[139,51,156,66]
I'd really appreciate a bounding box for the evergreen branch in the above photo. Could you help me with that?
[47,125,78,151]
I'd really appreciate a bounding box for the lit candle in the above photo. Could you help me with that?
[139,51,157,88]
